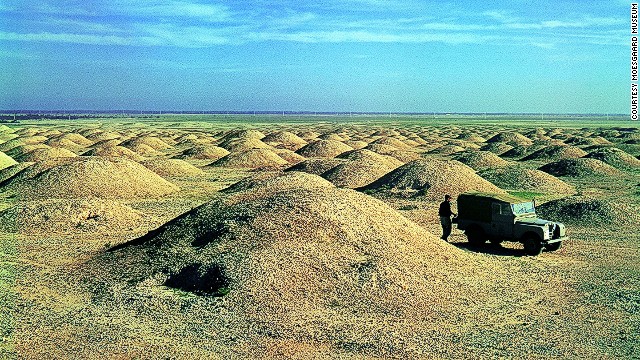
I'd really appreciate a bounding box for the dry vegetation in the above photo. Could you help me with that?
[0,118,638,359]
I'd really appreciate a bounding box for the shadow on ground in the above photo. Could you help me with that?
[451,241,526,257]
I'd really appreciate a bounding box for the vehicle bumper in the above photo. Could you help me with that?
[544,236,568,244]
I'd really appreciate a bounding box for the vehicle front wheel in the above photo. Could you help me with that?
[546,241,562,252]
[523,235,543,256]
[466,226,486,245]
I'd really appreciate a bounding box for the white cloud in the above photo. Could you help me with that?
[0,2,627,48]
[250,30,493,44]
[0,31,160,46]
[132,1,232,22]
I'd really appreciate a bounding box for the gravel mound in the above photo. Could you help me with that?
[521,145,587,161]
[141,159,204,177]
[321,149,402,188]
[272,149,305,164]
[218,137,272,152]
[585,147,640,169]
[479,166,574,194]
[262,131,307,150]
[360,159,506,199]
[0,163,33,184]
[428,145,465,155]
[126,143,163,156]
[0,125,14,133]
[480,142,514,155]
[220,129,265,141]
[458,134,487,142]
[285,158,346,175]
[0,198,147,234]
[177,145,230,160]
[454,151,509,170]
[211,149,289,168]
[365,143,399,155]
[51,133,93,147]
[85,131,122,142]
[122,136,172,151]
[343,140,369,149]
[221,171,335,201]
[296,140,353,158]
[5,144,51,159]
[486,132,533,146]
[83,145,144,161]
[0,139,26,152]
[370,137,411,149]
[539,158,621,177]
[87,172,502,357]
[17,147,78,162]
[7,157,180,199]
[0,151,18,171]
[317,133,346,141]
[20,135,48,145]
[537,196,640,226]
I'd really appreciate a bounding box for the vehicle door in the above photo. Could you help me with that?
[490,202,514,238]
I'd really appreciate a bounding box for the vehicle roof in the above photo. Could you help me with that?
[457,191,528,204]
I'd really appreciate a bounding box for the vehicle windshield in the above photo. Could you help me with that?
[511,201,535,216]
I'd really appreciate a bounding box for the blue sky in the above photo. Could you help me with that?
[0,0,631,113]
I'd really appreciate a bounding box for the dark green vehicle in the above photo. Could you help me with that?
[456,192,567,256]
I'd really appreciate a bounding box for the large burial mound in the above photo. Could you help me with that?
[141,159,204,177]
[296,139,353,158]
[359,159,506,199]
[272,149,305,164]
[83,145,144,161]
[479,142,513,155]
[210,149,288,168]
[479,166,574,194]
[0,151,18,171]
[177,145,230,160]
[537,196,640,226]
[87,172,514,358]
[585,147,640,169]
[486,132,533,146]
[539,158,621,177]
[16,147,77,162]
[453,151,509,170]
[320,149,403,188]
[0,198,147,235]
[285,158,346,175]
[218,137,271,152]
[6,157,179,199]
[521,145,587,161]
[261,131,307,150]
[121,136,172,151]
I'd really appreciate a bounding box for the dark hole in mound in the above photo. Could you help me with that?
[191,223,228,248]
[191,215,251,248]
[164,263,230,296]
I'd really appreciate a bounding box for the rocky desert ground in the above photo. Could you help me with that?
[0,117,638,359]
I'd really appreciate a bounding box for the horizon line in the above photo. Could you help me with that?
[0,110,630,117]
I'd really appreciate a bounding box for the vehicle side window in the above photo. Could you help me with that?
[501,203,511,215]
[492,203,501,215]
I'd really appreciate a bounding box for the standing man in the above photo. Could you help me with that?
[439,194,456,242]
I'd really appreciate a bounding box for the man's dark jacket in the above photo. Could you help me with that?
[438,201,453,217]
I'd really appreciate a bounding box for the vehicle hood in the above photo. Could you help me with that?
[515,217,553,226]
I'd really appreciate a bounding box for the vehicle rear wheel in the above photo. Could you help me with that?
[523,235,543,256]
[545,241,562,252]
[466,226,486,245]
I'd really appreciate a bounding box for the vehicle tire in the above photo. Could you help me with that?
[466,226,486,245]
[523,235,543,256]
[546,241,562,252]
